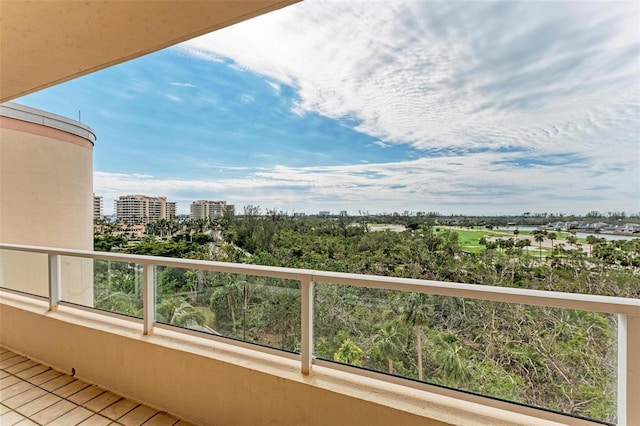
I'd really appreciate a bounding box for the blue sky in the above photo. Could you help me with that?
[16,1,640,216]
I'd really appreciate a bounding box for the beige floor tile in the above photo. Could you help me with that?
[1,355,189,426]
[0,351,19,362]
[67,385,104,405]
[83,392,121,412]
[118,404,157,426]
[0,409,26,425]
[15,365,50,380]
[174,421,197,426]
[39,374,75,392]
[0,347,10,354]
[4,360,38,375]
[47,405,93,426]
[53,378,90,398]
[0,356,28,370]
[30,399,76,425]
[0,376,21,391]
[77,413,112,426]
[26,369,63,386]
[0,382,35,402]
[100,399,137,420]
[13,418,39,426]
[15,393,61,417]
[143,412,179,426]
[2,386,47,409]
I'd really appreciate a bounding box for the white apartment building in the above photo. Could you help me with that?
[116,195,176,224]
[93,194,103,219]
[191,200,230,219]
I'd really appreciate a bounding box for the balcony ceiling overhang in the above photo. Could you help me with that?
[0,0,299,103]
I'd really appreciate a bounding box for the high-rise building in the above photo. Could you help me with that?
[93,194,103,219]
[190,200,229,220]
[115,195,176,224]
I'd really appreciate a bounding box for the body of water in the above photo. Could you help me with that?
[573,232,638,241]
[498,226,638,241]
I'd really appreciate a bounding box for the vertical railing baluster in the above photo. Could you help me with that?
[618,313,640,425]
[301,278,314,374]
[48,254,60,310]
[143,263,155,335]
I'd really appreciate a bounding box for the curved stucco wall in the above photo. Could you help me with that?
[0,102,95,301]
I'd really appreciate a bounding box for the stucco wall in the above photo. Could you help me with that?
[0,105,94,302]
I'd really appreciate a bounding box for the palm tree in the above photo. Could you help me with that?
[373,321,404,374]
[432,333,471,388]
[547,232,557,254]
[95,289,140,316]
[155,218,169,238]
[156,297,205,328]
[195,218,208,233]
[211,275,243,333]
[532,230,546,260]
[403,293,431,380]
[166,219,180,237]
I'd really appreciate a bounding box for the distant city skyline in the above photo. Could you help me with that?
[16,1,640,216]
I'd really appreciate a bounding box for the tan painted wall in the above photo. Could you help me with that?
[0,1,300,103]
[0,292,572,426]
[0,115,94,302]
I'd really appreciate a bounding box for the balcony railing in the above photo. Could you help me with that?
[1,243,638,425]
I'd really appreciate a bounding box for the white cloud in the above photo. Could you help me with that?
[95,141,639,215]
[180,0,639,165]
[266,81,281,93]
[372,141,389,149]
[107,0,640,216]
[170,82,197,88]
[240,94,255,104]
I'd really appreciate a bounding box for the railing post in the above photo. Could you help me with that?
[48,254,61,310]
[301,278,314,374]
[142,264,155,335]
[618,314,640,425]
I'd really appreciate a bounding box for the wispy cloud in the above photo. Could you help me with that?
[95,139,638,214]
[266,81,281,93]
[170,82,197,88]
[181,0,639,194]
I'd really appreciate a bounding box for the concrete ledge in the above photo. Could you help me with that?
[0,102,96,144]
[1,290,575,426]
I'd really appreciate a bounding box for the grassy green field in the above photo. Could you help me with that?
[437,226,554,256]
[437,228,497,253]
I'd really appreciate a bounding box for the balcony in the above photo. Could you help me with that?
[1,346,191,425]
[1,243,638,426]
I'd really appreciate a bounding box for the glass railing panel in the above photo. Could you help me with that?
[154,266,301,352]
[0,249,49,297]
[58,255,95,306]
[60,257,144,318]
[313,283,617,424]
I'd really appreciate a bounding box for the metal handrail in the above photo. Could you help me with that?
[2,243,638,314]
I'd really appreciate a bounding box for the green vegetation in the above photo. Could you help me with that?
[93,210,640,423]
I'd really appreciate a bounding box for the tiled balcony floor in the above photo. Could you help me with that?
[0,347,194,426]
